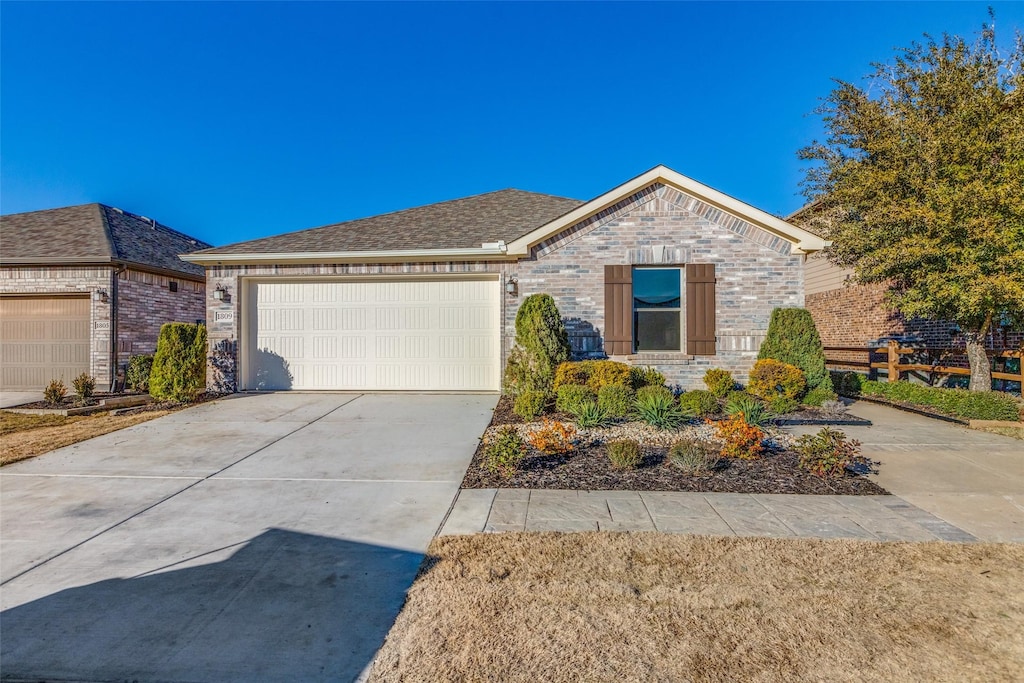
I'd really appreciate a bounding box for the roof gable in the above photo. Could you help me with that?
[0,204,211,278]
[506,166,828,256]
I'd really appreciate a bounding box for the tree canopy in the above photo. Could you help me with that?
[798,18,1024,389]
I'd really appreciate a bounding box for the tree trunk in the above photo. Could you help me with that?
[966,311,994,392]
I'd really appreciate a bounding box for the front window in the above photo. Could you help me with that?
[633,267,681,351]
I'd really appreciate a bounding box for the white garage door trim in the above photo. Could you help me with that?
[242,276,501,392]
[0,294,92,391]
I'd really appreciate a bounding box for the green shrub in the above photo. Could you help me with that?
[553,360,632,392]
[126,354,154,392]
[597,384,634,418]
[503,294,570,396]
[748,359,807,401]
[149,323,208,402]
[72,373,96,405]
[767,396,800,415]
[679,390,720,418]
[628,365,666,391]
[606,439,641,469]
[484,426,527,477]
[758,307,831,391]
[803,385,839,407]
[43,379,67,406]
[570,400,612,428]
[703,368,736,398]
[860,380,1022,422]
[795,427,863,477]
[725,392,773,427]
[513,390,548,421]
[831,370,865,396]
[668,438,719,473]
[634,386,687,430]
[553,361,589,390]
[556,384,596,413]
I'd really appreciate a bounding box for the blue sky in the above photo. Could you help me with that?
[2,1,1021,247]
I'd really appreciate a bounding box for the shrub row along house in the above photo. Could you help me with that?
[183,165,828,392]
[0,204,210,391]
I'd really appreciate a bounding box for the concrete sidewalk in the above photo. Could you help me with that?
[440,489,976,542]
[787,400,1024,542]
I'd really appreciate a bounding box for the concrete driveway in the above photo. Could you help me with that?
[0,392,496,683]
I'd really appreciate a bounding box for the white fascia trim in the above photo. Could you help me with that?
[504,165,829,255]
[181,245,512,266]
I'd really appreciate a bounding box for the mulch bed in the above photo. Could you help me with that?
[461,397,887,495]
[9,392,219,414]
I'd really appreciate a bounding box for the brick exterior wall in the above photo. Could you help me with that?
[807,281,1024,351]
[205,183,804,392]
[116,268,206,366]
[1,265,207,388]
[1,266,115,385]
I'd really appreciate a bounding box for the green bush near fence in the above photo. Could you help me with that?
[860,380,1021,422]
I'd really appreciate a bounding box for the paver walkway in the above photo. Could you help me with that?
[440,489,975,541]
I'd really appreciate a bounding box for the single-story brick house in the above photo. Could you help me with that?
[0,204,212,391]
[184,165,827,393]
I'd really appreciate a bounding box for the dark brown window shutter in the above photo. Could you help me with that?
[604,265,633,356]
[686,263,716,356]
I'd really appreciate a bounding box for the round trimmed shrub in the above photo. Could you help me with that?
[513,390,548,421]
[584,360,632,392]
[553,361,589,390]
[703,368,736,398]
[556,384,596,413]
[597,384,634,418]
[679,389,720,418]
[748,359,807,401]
[629,365,666,391]
[767,396,800,415]
[803,385,839,407]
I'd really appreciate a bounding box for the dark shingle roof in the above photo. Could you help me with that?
[0,204,211,278]
[192,189,583,256]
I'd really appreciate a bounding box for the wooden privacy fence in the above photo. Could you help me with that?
[825,342,1023,388]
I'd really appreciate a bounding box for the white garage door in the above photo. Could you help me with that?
[1,296,91,391]
[247,278,500,391]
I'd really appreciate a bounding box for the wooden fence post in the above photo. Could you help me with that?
[887,340,899,383]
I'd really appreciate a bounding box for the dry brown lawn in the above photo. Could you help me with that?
[371,533,1024,683]
[0,410,171,466]
[974,425,1024,440]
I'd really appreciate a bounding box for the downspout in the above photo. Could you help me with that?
[109,265,127,391]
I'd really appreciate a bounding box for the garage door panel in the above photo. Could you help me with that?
[248,279,499,391]
[1,296,90,391]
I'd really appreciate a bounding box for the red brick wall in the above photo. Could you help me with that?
[116,269,206,366]
[807,281,1023,356]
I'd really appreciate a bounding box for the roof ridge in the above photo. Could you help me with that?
[99,204,212,249]
[95,204,119,259]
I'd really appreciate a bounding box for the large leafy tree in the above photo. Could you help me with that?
[799,19,1024,391]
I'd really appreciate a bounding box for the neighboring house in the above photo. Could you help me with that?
[183,165,827,393]
[0,204,212,391]
[792,209,1023,352]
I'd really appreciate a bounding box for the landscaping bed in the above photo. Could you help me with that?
[461,397,886,495]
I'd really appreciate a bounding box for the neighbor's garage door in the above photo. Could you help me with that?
[247,278,500,391]
[0,296,91,391]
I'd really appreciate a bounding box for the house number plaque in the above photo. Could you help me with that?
[214,311,234,323]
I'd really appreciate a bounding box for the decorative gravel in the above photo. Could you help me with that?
[460,397,887,495]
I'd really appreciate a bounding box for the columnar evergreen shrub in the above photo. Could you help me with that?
[126,354,154,392]
[503,294,570,396]
[149,323,208,402]
[758,308,832,391]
